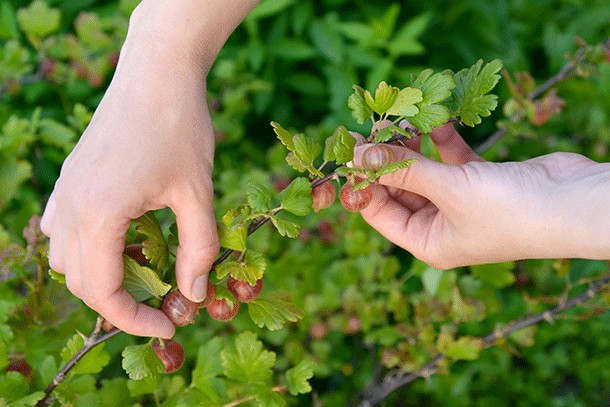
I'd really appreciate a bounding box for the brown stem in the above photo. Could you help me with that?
[355,273,610,407]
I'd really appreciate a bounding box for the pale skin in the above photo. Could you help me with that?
[41,0,610,338]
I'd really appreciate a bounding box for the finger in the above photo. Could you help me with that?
[79,220,175,338]
[40,192,56,237]
[63,231,82,297]
[48,223,63,273]
[430,122,484,164]
[353,144,450,203]
[360,184,438,256]
[171,187,220,304]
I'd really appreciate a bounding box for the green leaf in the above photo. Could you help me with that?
[330,126,356,164]
[0,159,32,209]
[280,177,312,216]
[247,0,294,20]
[247,292,304,331]
[271,121,295,150]
[60,334,110,375]
[48,268,66,284]
[470,262,516,288]
[217,209,247,251]
[348,85,373,124]
[38,118,76,153]
[387,87,423,117]
[375,124,411,143]
[5,392,45,406]
[269,216,301,238]
[215,251,266,285]
[334,166,368,176]
[0,2,20,39]
[221,331,276,383]
[365,81,400,115]
[246,182,275,212]
[450,59,502,126]
[409,69,456,133]
[437,333,482,361]
[0,372,29,403]
[16,0,60,37]
[386,12,431,56]
[271,122,322,177]
[375,158,417,177]
[121,343,164,381]
[191,337,226,404]
[285,360,315,395]
[122,255,172,302]
[133,212,169,271]
[251,383,285,406]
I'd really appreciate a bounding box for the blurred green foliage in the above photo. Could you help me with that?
[0,0,609,406]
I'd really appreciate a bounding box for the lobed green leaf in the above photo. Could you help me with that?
[122,255,172,302]
[221,331,276,383]
[348,85,373,124]
[121,343,164,381]
[133,212,169,271]
[285,359,316,395]
[247,292,304,331]
[280,177,312,216]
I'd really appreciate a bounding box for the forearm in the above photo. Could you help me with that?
[121,0,259,76]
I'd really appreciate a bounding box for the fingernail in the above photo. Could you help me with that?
[192,275,208,303]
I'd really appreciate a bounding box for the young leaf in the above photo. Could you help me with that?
[334,166,369,176]
[269,216,301,238]
[271,122,323,177]
[409,69,456,133]
[247,292,304,331]
[246,182,275,212]
[280,177,312,216]
[285,360,316,396]
[122,255,172,302]
[450,59,502,126]
[386,87,423,117]
[470,262,516,288]
[134,212,169,271]
[375,158,417,177]
[60,334,110,375]
[252,384,286,407]
[353,178,372,191]
[348,85,373,124]
[365,81,400,115]
[220,331,276,383]
[324,126,357,164]
[48,268,66,284]
[215,251,267,285]
[16,0,61,37]
[217,211,247,252]
[270,121,295,150]
[375,124,412,143]
[121,343,164,380]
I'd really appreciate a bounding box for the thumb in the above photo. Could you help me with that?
[171,191,220,303]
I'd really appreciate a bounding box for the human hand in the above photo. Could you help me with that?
[353,123,610,268]
[40,27,219,339]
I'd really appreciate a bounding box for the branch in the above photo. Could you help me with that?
[356,273,610,407]
[475,37,610,154]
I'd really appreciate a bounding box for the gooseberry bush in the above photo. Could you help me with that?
[1,1,610,406]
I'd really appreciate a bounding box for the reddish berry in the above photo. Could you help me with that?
[108,52,120,67]
[207,297,240,321]
[42,59,57,78]
[161,290,200,326]
[311,182,336,212]
[88,72,104,88]
[6,357,33,381]
[362,144,396,171]
[317,220,337,245]
[227,277,263,302]
[309,321,328,340]
[123,243,148,266]
[345,316,361,335]
[151,339,185,373]
[198,281,216,308]
[339,182,373,212]
[272,176,292,192]
[71,62,88,79]
[101,318,116,332]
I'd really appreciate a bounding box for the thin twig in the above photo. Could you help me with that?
[355,273,610,406]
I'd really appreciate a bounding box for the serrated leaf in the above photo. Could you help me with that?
[375,124,411,143]
[134,212,168,271]
[285,360,315,395]
[409,104,451,133]
[122,255,172,302]
[387,87,423,117]
[0,372,29,403]
[121,344,164,381]
[451,59,502,126]
[437,334,482,361]
[246,182,274,212]
[253,384,285,407]
[332,126,356,164]
[292,134,323,176]
[353,178,372,191]
[348,85,373,124]
[285,152,308,173]
[375,158,417,177]
[365,81,400,115]
[247,292,304,331]
[191,336,226,404]
[60,334,110,375]
[269,216,300,238]
[335,166,368,176]
[280,177,312,216]
[221,331,276,383]
[48,268,65,284]
[409,69,456,133]
[217,221,247,251]
[215,251,266,285]
[271,121,295,150]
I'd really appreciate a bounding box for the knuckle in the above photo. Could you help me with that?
[65,275,81,297]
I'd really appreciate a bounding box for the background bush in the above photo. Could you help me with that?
[0,0,608,405]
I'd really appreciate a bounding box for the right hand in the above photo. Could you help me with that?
[353,123,608,268]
